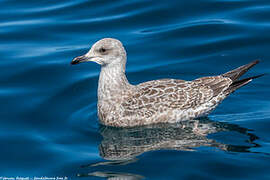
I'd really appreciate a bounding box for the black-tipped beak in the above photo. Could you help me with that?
[71,55,88,65]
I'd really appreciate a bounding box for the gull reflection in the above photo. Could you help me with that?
[78,171,144,180]
[80,118,258,179]
[98,118,258,161]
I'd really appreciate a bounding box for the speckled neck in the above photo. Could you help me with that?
[98,62,131,101]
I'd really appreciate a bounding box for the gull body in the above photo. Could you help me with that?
[71,38,263,127]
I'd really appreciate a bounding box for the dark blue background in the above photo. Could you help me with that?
[1,0,270,179]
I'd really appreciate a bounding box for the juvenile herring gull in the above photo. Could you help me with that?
[71,38,263,127]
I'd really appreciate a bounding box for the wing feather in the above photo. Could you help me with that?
[193,76,232,96]
[121,78,229,119]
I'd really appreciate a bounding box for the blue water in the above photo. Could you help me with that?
[1,0,270,179]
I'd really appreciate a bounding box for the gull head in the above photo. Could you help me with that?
[71,38,126,67]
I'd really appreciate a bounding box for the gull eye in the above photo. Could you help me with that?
[99,47,107,54]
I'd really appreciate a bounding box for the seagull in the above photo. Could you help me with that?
[71,38,263,127]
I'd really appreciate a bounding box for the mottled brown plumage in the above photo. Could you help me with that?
[71,38,263,127]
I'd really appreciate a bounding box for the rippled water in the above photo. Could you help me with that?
[1,0,270,179]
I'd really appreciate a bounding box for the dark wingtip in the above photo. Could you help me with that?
[252,59,260,65]
[232,73,265,86]
[245,59,260,69]
[251,73,265,79]
[226,73,264,94]
[223,59,262,82]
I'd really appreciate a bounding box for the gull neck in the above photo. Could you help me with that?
[98,62,131,101]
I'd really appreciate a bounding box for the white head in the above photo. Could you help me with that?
[71,38,127,68]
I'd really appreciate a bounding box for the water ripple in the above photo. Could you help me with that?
[136,19,236,35]
[0,0,86,14]
[1,0,270,178]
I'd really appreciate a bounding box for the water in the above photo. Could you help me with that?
[1,0,270,179]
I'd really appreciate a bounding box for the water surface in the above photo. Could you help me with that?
[1,0,270,179]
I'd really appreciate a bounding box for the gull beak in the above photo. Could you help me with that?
[71,54,104,65]
[70,55,90,65]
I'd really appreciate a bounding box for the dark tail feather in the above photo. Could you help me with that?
[223,60,260,82]
[225,74,264,94]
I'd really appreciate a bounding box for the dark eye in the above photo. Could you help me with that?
[99,47,106,53]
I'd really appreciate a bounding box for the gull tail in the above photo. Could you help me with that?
[222,60,264,94]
